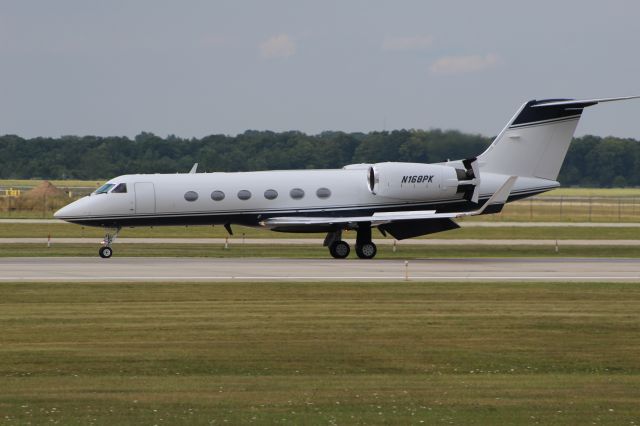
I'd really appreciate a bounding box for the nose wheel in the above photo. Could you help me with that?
[99,246,113,258]
[99,227,120,258]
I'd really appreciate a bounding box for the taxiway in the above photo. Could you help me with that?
[0,257,638,282]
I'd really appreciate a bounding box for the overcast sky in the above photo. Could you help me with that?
[1,1,639,139]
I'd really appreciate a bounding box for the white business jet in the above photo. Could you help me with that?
[55,96,639,259]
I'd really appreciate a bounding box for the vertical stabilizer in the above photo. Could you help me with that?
[477,96,639,180]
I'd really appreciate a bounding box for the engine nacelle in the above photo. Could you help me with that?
[368,162,472,201]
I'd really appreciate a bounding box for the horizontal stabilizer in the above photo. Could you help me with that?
[532,96,640,108]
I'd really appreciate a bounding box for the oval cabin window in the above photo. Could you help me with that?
[184,191,198,202]
[316,188,331,199]
[290,188,305,199]
[264,189,278,200]
[237,190,252,200]
[211,190,225,201]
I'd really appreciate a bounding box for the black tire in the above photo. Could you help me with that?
[99,246,113,259]
[329,240,350,259]
[355,242,377,259]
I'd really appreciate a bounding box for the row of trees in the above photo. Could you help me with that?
[0,130,638,186]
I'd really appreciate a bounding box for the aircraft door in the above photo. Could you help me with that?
[134,182,156,214]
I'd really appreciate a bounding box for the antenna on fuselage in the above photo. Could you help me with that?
[189,163,198,174]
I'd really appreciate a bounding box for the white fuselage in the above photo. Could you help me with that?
[54,162,557,229]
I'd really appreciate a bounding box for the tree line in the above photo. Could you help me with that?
[0,130,638,187]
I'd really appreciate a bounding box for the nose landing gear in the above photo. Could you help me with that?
[99,227,120,258]
[99,246,113,258]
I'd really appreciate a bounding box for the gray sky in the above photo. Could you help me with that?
[1,0,639,139]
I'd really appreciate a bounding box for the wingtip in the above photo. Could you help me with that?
[475,176,517,214]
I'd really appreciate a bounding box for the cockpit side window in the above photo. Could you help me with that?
[112,183,127,193]
[94,183,115,195]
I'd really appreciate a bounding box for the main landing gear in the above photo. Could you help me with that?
[329,240,350,259]
[355,241,377,259]
[325,223,377,259]
[99,227,120,258]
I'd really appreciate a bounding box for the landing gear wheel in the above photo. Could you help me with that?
[329,240,350,259]
[99,227,120,259]
[355,242,377,259]
[99,246,113,259]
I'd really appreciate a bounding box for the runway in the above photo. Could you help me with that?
[1,257,639,282]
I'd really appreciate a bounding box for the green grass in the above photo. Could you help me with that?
[1,281,639,424]
[2,243,640,258]
[2,222,640,240]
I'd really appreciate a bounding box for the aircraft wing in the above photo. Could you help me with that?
[260,176,517,228]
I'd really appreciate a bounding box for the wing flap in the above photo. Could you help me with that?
[260,176,517,229]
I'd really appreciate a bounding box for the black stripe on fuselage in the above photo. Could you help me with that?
[59,186,554,228]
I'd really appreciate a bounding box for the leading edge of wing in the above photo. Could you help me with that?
[260,176,517,228]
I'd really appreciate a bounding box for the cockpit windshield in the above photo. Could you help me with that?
[112,183,127,193]
[94,183,115,195]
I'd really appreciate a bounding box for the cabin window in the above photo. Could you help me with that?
[290,188,305,199]
[184,191,199,202]
[316,187,331,199]
[211,190,225,201]
[264,189,278,200]
[94,183,114,195]
[112,183,127,193]
[237,190,252,200]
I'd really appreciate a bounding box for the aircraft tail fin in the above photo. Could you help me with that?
[477,96,640,180]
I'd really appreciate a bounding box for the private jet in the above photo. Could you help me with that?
[55,96,639,258]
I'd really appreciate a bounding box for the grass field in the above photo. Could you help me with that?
[542,187,640,197]
[0,179,103,189]
[3,243,640,259]
[3,222,640,240]
[1,281,639,424]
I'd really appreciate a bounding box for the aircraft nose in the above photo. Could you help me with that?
[54,199,84,220]
[54,204,72,219]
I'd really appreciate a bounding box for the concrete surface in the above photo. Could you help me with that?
[1,257,638,282]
